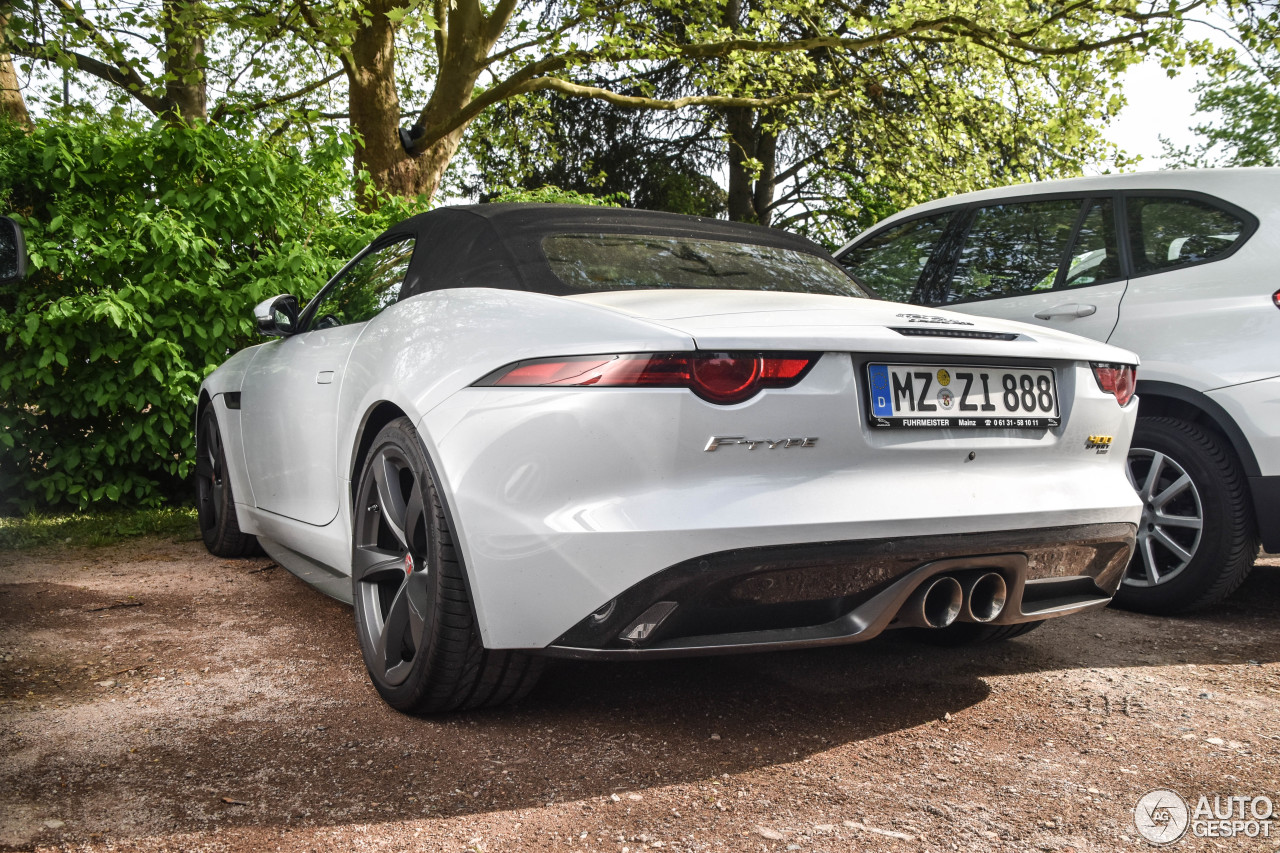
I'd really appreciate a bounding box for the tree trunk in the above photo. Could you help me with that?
[0,12,32,129]
[159,0,207,122]
[348,0,490,203]
[349,2,423,200]
[721,0,777,225]
[725,107,778,225]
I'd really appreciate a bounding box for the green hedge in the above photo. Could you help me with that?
[0,119,417,513]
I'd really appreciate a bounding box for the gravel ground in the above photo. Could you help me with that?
[1,538,1278,853]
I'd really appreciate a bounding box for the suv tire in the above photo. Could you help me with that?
[1113,416,1258,614]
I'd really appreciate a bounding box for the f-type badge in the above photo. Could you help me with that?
[704,436,818,451]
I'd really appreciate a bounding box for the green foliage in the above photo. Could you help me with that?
[0,118,416,513]
[1163,78,1280,168]
[0,506,199,550]
[446,0,1221,247]
[483,185,626,206]
[458,87,727,218]
[1157,4,1279,169]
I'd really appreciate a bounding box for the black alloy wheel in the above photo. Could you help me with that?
[351,417,542,713]
[195,406,259,557]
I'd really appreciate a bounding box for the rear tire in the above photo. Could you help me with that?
[351,417,542,714]
[195,407,260,557]
[1112,416,1257,615]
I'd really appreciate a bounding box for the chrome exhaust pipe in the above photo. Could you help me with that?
[897,575,963,629]
[961,572,1008,623]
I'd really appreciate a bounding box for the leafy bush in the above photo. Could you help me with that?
[0,119,418,513]
[483,185,626,206]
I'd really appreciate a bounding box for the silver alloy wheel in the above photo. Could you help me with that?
[1124,448,1205,587]
[352,444,432,687]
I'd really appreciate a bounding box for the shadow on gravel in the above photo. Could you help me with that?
[128,644,994,827]
[3,551,1279,846]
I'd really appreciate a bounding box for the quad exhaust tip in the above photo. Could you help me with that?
[961,572,1008,623]
[901,575,963,629]
[897,571,1009,629]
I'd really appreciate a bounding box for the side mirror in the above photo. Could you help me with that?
[0,216,28,285]
[254,294,301,337]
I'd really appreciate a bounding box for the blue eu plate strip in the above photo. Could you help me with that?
[868,364,893,417]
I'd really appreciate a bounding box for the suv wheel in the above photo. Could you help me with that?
[1112,416,1258,614]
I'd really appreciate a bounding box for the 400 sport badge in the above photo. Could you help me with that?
[196,204,1142,713]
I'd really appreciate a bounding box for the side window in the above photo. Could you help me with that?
[838,213,952,303]
[1061,198,1122,288]
[1126,197,1246,275]
[308,238,416,330]
[946,199,1083,303]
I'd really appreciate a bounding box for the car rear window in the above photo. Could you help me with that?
[542,234,867,298]
[1126,197,1247,274]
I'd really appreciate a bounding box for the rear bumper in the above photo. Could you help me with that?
[544,522,1135,659]
[1205,377,1280,550]
[423,354,1139,649]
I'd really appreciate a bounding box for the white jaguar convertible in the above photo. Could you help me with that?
[196,204,1142,713]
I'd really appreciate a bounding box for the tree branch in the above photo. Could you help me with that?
[296,0,353,77]
[11,39,164,113]
[482,0,519,47]
[525,77,841,113]
[665,9,1176,63]
[210,69,343,122]
[19,0,165,114]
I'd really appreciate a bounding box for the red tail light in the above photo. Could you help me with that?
[477,352,818,404]
[1273,288,1279,309]
[1091,362,1137,407]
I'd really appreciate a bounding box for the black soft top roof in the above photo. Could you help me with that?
[391,203,839,299]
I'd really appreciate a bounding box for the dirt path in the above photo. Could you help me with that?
[2,538,1278,852]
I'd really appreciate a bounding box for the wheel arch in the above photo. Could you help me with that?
[348,400,411,500]
[195,389,213,439]
[347,400,492,645]
[1135,381,1260,478]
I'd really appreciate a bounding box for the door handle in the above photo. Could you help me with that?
[1034,303,1097,320]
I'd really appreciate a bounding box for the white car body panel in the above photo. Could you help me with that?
[200,205,1144,659]
[241,323,365,526]
[425,357,1139,648]
[206,285,1141,649]
[838,168,1280,486]
[932,281,1127,350]
[1208,377,1280,480]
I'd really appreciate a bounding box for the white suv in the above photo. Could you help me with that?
[836,168,1279,614]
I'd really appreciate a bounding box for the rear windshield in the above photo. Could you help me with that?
[543,233,868,298]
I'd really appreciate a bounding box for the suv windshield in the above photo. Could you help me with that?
[543,234,867,298]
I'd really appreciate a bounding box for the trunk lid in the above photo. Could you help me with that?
[568,289,1137,363]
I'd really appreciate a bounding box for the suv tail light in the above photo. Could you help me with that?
[476,352,819,405]
[1273,288,1279,309]
[1091,363,1137,406]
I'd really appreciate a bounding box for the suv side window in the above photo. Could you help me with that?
[944,199,1083,303]
[1060,198,1123,288]
[1126,197,1246,275]
[838,212,952,303]
[308,238,416,330]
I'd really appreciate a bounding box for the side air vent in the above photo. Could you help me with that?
[891,327,1020,341]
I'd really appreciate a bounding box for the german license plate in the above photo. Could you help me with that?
[867,364,1059,428]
